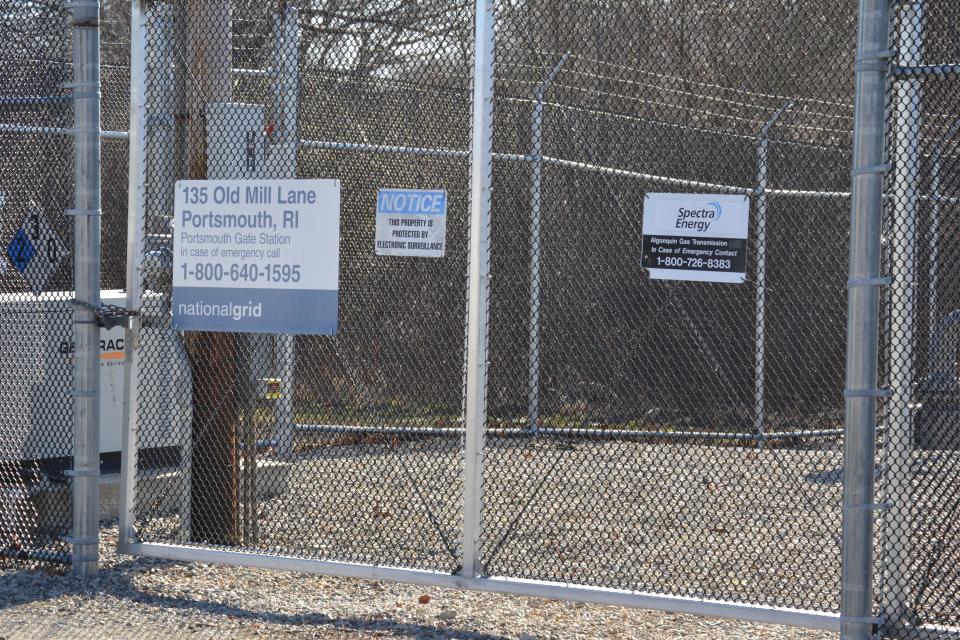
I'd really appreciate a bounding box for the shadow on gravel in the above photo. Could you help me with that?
[0,557,509,640]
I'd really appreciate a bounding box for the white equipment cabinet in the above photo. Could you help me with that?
[0,289,189,465]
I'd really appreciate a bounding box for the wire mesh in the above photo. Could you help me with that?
[875,2,960,638]
[0,1,75,565]
[112,0,960,635]
[479,0,857,614]
[130,1,472,571]
[102,0,132,291]
[0,0,130,568]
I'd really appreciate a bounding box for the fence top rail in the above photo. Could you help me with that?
[0,122,127,139]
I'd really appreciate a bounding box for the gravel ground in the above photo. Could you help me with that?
[0,524,836,640]
[3,426,956,638]
[137,438,847,611]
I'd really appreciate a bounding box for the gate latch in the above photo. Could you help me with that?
[72,299,139,330]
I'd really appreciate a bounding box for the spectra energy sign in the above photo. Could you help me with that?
[641,193,750,283]
[173,179,340,334]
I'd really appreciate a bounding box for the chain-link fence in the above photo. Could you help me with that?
[876,2,960,639]
[481,1,858,614]
[0,0,129,567]
[0,1,75,565]
[125,1,472,571]
[122,0,863,624]
[0,0,950,637]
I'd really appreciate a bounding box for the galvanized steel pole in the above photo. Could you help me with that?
[70,0,102,576]
[753,99,793,448]
[119,0,149,554]
[271,7,301,460]
[462,0,495,579]
[526,53,569,432]
[841,0,891,636]
[881,0,924,629]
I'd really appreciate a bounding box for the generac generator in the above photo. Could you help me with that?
[0,289,190,475]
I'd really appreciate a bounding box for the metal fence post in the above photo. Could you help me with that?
[119,0,147,554]
[841,0,892,636]
[271,6,301,460]
[881,0,924,629]
[462,0,495,579]
[753,99,793,447]
[526,53,569,432]
[70,0,102,576]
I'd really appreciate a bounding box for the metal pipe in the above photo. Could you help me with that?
[493,152,533,163]
[923,193,960,204]
[768,188,852,199]
[274,338,296,459]
[511,152,855,199]
[119,0,148,556]
[881,0,924,629]
[461,0,495,580]
[127,540,843,632]
[276,8,301,146]
[498,94,850,154]
[526,53,570,432]
[925,118,960,371]
[0,123,127,139]
[541,155,855,198]
[269,6,301,459]
[299,139,858,200]
[70,0,102,577]
[144,4,175,235]
[540,155,755,194]
[300,138,469,158]
[292,422,845,442]
[753,99,794,449]
[840,0,892,636]
[233,67,274,78]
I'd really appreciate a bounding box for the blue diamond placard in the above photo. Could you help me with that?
[7,228,35,273]
[10,203,69,295]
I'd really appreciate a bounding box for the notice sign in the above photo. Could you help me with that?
[641,193,750,283]
[173,179,340,335]
[375,189,446,257]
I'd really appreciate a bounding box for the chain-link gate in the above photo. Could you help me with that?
[483,1,855,619]
[0,0,129,571]
[117,0,960,638]
[874,1,960,639]
[122,0,472,574]
[0,2,76,565]
[0,1,131,574]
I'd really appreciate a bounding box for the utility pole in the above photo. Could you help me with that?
[183,2,239,546]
